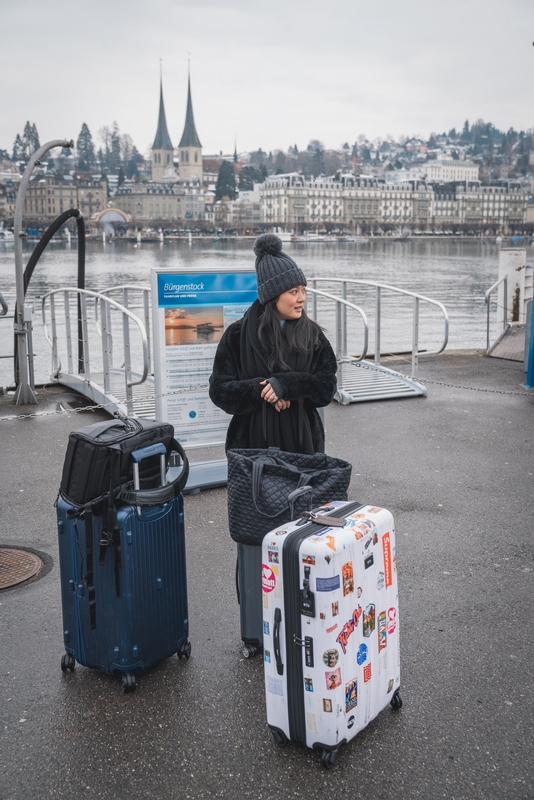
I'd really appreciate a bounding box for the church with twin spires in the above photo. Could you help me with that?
[114,68,206,223]
[151,69,203,185]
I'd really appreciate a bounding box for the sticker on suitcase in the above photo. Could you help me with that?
[316,575,340,592]
[363,604,376,637]
[382,533,393,588]
[336,606,363,653]
[325,668,342,690]
[342,562,354,596]
[345,678,358,712]
[356,643,368,664]
[262,565,276,593]
[378,611,387,651]
[323,649,340,668]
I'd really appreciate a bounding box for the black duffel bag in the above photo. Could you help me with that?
[60,416,189,510]
[227,446,352,546]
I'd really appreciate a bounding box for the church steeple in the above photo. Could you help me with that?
[151,66,175,182]
[178,65,202,183]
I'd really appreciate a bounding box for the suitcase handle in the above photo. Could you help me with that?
[119,439,189,506]
[287,485,313,519]
[273,607,284,676]
[131,443,167,462]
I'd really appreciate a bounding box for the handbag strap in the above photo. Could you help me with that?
[263,399,304,452]
[262,402,267,449]
[251,457,309,519]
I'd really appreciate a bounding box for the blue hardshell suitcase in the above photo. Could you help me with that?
[57,442,190,692]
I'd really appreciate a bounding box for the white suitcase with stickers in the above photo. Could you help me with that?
[262,499,401,769]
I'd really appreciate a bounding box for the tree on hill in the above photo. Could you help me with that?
[238,165,264,191]
[22,122,40,158]
[215,160,237,200]
[12,134,24,162]
[76,123,96,170]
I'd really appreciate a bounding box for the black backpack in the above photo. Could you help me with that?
[58,416,189,627]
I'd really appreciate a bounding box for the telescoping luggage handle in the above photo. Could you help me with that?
[119,438,189,507]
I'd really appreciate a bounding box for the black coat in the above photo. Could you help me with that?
[209,314,337,453]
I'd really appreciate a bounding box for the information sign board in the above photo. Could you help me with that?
[151,268,257,448]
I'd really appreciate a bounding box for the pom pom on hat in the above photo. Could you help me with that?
[253,233,283,258]
[253,233,306,305]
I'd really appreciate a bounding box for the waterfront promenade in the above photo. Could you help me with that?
[0,352,532,800]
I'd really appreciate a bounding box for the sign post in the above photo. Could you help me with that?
[151,267,257,489]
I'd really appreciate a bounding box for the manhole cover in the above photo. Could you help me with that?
[0,548,43,589]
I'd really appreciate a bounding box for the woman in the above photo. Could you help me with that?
[209,233,337,455]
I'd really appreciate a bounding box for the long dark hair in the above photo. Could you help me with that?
[257,297,323,372]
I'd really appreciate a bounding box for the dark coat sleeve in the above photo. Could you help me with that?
[209,323,265,415]
[268,332,337,407]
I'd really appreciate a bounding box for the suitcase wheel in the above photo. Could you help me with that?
[321,749,338,769]
[271,729,288,748]
[121,673,136,693]
[60,653,76,673]
[177,640,192,660]
[242,644,258,659]
[390,689,403,710]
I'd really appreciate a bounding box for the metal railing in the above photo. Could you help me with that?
[94,284,152,376]
[42,288,149,414]
[484,275,508,353]
[0,290,8,317]
[310,278,449,377]
[306,287,369,362]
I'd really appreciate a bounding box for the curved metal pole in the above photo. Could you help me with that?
[13,138,74,404]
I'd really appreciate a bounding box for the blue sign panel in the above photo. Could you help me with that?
[157,272,257,307]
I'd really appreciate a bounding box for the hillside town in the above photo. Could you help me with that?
[1,74,534,237]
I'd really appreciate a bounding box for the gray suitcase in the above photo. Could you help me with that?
[237,543,263,657]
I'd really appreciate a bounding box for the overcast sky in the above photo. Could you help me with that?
[1,0,533,158]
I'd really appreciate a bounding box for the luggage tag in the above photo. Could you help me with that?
[300,511,347,528]
[300,565,315,617]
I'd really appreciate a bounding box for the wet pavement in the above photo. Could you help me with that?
[0,353,533,800]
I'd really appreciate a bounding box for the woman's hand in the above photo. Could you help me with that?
[275,399,291,412]
[260,380,279,404]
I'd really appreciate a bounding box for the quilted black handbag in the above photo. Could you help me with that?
[227,447,352,545]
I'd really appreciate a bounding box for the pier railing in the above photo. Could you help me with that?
[41,288,149,414]
[306,287,369,362]
[309,278,449,377]
[484,275,508,353]
[94,285,152,376]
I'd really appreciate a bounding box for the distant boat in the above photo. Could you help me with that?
[275,231,293,243]
[345,235,369,243]
[0,229,15,243]
[291,233,330,243]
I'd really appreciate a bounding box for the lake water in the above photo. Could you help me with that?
[0,237,509,387]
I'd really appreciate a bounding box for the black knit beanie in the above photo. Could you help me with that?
[253,234,307,305]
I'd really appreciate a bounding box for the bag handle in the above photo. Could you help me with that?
[251,458,310,519]
[287,485,313,518]
[119,439,189,506]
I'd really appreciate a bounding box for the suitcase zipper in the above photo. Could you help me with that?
[282,500,363,745]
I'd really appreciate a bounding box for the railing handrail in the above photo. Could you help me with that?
[306,287,369,362]
[484,274,507,304]
[310,277,449,364]
[484,274,508,352]
[96,284,151,296]
[41,287,149,386]
[94,284,151,331]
